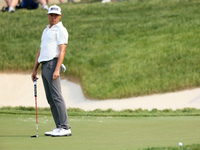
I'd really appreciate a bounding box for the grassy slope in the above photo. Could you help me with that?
[0,0,200,99]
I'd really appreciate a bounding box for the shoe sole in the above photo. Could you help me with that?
[51,134,72,137]
[44,133,52,136]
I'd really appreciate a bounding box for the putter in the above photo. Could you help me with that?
[31,79,38,138]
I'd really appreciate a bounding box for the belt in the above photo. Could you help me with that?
[40,57,58,65]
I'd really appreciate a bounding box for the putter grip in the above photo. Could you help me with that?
[34,79,37,97]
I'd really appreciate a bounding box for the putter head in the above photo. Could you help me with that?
[61,64,66,72]
[31,135,38,138]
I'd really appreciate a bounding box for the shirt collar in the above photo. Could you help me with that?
[47,22,63,28]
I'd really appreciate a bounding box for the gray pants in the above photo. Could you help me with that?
[41,58,69,129]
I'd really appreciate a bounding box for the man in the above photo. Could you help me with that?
[7,0,48,13]
[31,5,71,137]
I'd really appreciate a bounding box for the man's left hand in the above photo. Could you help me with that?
[53,70,60,80]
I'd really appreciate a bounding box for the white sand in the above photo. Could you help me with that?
[0,73,200,111]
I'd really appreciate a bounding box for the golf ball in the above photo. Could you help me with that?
[179,142,183,146]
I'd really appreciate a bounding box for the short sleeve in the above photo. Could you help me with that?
[57,27,68,45]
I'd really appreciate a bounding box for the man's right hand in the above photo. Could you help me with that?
[31,70,38,82]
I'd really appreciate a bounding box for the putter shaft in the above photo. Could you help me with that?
[32,79,38,137]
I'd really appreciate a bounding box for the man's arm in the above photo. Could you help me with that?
[31,48,41,82]
[53,44,67,80]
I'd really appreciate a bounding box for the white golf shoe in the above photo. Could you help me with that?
[51,128,72,137]
[45,128,60,136]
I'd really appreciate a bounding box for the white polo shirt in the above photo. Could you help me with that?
[38,22,68,63]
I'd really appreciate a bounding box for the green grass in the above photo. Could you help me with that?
[1,108,200,149]
[1,0,200,99]
[1,113,200,150]
[1,106,200,117]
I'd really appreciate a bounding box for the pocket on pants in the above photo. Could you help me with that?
[47,59,57,70]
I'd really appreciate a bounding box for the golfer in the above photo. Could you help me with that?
[31,5,71,137]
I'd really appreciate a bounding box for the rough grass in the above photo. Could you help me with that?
[1,106,200,117]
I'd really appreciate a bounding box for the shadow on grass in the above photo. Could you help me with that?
[0,135,36,138]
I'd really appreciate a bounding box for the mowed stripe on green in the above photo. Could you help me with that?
[0,114,199,150]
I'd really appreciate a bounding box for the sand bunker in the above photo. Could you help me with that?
[1,73,200,111]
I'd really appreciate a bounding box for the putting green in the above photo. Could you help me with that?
[0,114,199,150]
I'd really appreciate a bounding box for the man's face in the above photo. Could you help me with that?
[47,13,62,27]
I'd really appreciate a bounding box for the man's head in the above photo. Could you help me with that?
[47,5,62,27]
